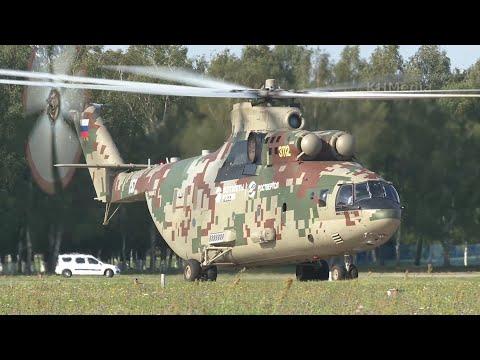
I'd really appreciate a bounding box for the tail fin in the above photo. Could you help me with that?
[74,105,124,202]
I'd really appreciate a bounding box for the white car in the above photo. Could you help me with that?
[55,254,121,278]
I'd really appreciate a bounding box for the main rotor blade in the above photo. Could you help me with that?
[4,70,480,100]
[0,77,258,98]
[270,90,480,100]
[106,65,249,90]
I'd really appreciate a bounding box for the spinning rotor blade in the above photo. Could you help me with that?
[51,45,76,76]
[26,112,55,194]
[51,45,86,112]
[0,76,258,98]
[106,65,249,90]
[268,90,480,100]
[54,115,82,187]
[4,68,480,100]
[23,46,51,114]
[22,46,83,194]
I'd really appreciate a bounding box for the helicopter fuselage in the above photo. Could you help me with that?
[110,129,401,269]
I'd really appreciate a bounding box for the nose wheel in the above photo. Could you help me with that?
[331,255,358,280]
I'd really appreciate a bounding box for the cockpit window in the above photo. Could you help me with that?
[385,184,400,203]
[319,189,328,207]
[336,184,353,207]
[368,181,386,198]
[355,182,370,202]
[337,181,400,208]
[353,181,400,204]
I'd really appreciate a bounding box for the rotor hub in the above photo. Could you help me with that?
[47,89,61,123]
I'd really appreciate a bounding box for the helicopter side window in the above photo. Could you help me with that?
[336,184,353,207]
[215,133,266,182]
[319,189,328,207]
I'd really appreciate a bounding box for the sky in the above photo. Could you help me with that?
[107,45,480,71]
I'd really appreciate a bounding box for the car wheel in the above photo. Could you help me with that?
[62,269,72,278]
[104,269,114,278]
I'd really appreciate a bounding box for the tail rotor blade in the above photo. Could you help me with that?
[24,45,51,114]
[54,116,81,188]
[51,45,76,76]
[26,112,55,194]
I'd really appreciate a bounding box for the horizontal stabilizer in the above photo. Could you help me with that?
[55,163,150,170]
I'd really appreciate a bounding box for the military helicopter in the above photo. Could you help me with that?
[2,46,480,282]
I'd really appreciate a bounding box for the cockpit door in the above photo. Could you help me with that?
[334,184,363,227]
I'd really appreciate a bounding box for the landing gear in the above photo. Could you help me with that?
[296,260,329,281]
[331,255,359,281]
[183,260,218,282]
[204,266,218,281]
[348,264,359,279]
[344,255,359,279]
[184,259,201,282]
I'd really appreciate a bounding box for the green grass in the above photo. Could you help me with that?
[1,273,480,315]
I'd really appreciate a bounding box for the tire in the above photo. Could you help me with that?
[296,264,314,281]
[62,269,72,278]
[315,260,330,281]
[184,259,201,282]
[104,269,114,278]
[349,264,359,279]
[206,266,217,281]
[331,264,346,281]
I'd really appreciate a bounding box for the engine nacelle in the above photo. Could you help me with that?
[330,132,355,159]
[312,130,356,161]
[294,131,323,159]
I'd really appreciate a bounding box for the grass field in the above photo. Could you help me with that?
[1,272,480,315]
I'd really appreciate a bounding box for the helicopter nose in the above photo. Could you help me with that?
[361,199,401,247]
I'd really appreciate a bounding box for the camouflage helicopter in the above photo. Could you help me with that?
[2,46,480,282]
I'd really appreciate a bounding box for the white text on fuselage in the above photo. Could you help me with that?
[248,181,279,199]
[215,184,245,203]
[215,181,280,203]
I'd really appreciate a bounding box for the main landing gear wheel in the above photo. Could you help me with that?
[296,260,329,281]
[296,264,314,281]
[184,259,201,282]
[205,266,217,281]
[316,260,330,281]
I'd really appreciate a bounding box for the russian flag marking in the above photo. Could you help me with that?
[81,119,89,139]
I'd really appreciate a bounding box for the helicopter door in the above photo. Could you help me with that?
[310,188,330,223]
[334,184,362,227]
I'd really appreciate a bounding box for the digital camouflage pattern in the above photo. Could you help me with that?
[74,104,401,271]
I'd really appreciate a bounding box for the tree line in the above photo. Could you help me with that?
[1,45,479,273]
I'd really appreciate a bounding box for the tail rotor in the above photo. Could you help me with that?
[23,45,85,194]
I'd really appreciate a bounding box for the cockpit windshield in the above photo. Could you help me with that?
[336,181,400,207]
